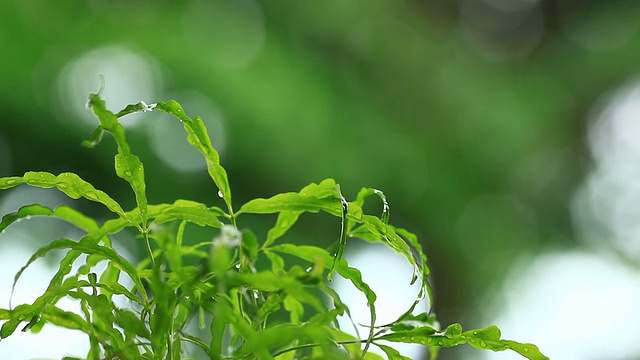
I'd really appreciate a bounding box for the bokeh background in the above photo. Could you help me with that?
[2,1,640,359]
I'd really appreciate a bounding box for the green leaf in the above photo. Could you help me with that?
[114,153,148,223]
[115,308,150,339]
[238,323,328,358]
[386,312,438,332]
[238,179,342,216]
[328,184,348,281]
[227,270,325,313]
[270,244,377,355]
[376,324,549,360]
[0,204,99,234]
[81,125,105,148]
[151,199,225,227]
[0,172,132,223]
[350,213,426,295]
[241,228,259,261]
[238,192,341,216]
[263,211,303,249]
[0,176,24,189]
[12,237,148,307]
[374,343,412,360]
[42,306,90,333]
[88,94,148,226]
[353,188,390,225]
[155,100,233,213]
[393,226,432,305]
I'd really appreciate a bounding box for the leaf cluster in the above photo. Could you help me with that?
[0,95,547,360]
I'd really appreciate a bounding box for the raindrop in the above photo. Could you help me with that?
[480,340,487,348]
[235,264,241,269]
[25,216,32,220]
[523,347,530,353]
[473,331,479,335]
[5,179,17,185]
[57,183,68,189]
[410,337,416,342]
[437,340,444,346]
[124,170,133,177]
[426,337,433,345]
[85,191,98,200]
[217,190,224,199]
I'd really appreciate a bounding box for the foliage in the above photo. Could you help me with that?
[0,94,548,360]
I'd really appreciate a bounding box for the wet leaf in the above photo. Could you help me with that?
[155,100,232,212]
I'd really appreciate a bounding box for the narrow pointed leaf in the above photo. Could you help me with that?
[0,172,131,223]
[88,94,148,225]
[12,237,148,306]
[376,324,549,360]
[271,244,377,355]
[238,192,341,215]
[263,211,303,249]
[0,204,99,234]
[374,344,412,360]
[155,100,232,212]
[151,199,225,227]
[238,179,342,216]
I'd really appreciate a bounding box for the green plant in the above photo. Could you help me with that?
[0,93,548,360]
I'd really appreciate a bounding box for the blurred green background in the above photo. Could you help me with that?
[2,1,640,359]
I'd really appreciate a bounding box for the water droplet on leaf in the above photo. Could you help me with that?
[124,170,133,177]
[217,191,224,199]
[57,183,68,189]
[85,191,98,200]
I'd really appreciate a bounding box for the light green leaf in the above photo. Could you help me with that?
[115,308,150,339]
[42,306,89,333]
[238,323,328,358]
[238,192,341,215]
[0,172,132,223]
[353,188,390,225]
[227,270,325,313]
[12,237,148,307]
[0,176,24,189]
[88,94,148,226]
[155,100,233,213]
[238,178,342,216]
[328,185,348,281]
[151,199,225,227]
[263,211,303,249]
[376,324,549,360]
[270,244,377,355]
[0,204,99,234]
[114,153,148,223]
[374,343,412,360]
